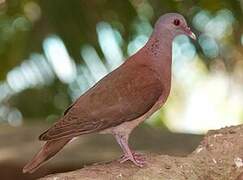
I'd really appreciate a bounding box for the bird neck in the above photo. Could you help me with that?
[135,29,175,86]
[143,29,175,67]
[146,29,174,56]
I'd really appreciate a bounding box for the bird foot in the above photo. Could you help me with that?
[119,152,145,167]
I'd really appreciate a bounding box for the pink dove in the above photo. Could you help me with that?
[23,13,196,173]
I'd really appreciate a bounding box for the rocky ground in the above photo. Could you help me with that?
[40,125,243,180]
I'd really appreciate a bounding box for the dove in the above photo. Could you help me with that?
[23,13,196,173]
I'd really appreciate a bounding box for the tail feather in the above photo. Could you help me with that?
[23,138,71,173]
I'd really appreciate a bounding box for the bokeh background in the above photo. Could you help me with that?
[0,0,243,179]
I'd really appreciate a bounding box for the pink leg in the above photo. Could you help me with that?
[114,133,145,167]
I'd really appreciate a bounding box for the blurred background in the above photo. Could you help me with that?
[0,0,243,179]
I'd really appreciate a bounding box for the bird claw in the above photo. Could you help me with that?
[118,152,145,167]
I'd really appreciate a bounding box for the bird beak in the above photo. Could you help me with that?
[183,26,196,40]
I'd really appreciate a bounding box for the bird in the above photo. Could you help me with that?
[23,13,196,173]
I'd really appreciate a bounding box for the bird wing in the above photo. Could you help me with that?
[39,62,163,141]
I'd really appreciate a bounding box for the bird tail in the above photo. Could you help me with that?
[23,138,71,173]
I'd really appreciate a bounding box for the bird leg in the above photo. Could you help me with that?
[114,133,145,167]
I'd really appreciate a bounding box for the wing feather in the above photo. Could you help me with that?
[39,62,163,141]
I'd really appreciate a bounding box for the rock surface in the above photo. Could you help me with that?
[40,125,243,180]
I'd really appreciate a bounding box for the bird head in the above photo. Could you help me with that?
[155,13,196,40]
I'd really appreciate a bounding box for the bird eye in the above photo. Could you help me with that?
[173,19,180,26]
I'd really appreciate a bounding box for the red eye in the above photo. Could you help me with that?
[173,19,180,26]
